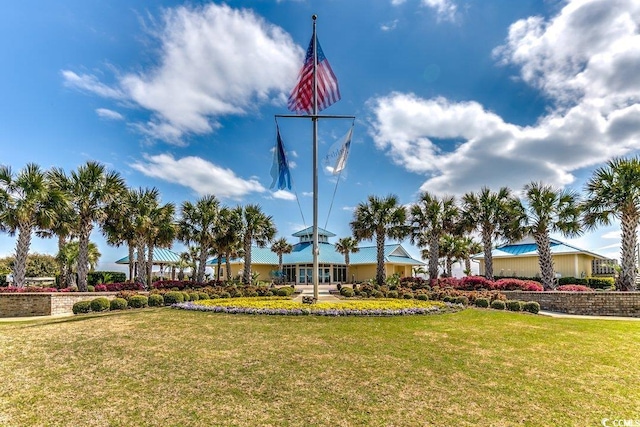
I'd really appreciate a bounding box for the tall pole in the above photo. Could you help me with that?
[312,15,319,300]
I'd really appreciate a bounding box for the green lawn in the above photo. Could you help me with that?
[1,308,639,426]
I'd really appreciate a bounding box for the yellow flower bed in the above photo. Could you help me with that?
[195,297,444,311]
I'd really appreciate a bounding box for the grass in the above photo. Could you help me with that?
[1,308,639,426]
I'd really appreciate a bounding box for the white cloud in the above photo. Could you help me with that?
[63,3,303,144]
[601,230,621,240]
[381,19,399,31]
[130,153,265,199]
[95,108,124,120]
[271,190,296,200]
[62,71,124,99]
[422,0,457,22]
[369,0,640,197]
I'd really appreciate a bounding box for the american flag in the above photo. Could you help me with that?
[287,35,341,115]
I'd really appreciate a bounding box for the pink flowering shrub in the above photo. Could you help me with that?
[557,285,594,292]
[94,284,108,292]
[457,276,494,291]
[493,278,543,292]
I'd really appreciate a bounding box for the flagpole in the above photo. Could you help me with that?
[312,14,319,301]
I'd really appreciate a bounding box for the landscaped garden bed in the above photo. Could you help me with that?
[173,297,459,316]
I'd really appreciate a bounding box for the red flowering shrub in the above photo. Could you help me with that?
[101,282,144,292]
[430,277,461,289]
[557,285,594,292]
[457,276,494,291]
[94,284,108,292]
[494,278,543,292]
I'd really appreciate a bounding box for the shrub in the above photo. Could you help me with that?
[198,292,209,300]
[386,290,398,299]
[340,287,354,297]
[128,295,149,308]
[490,300,506,310]
[336,283,342,291]
[587,277,615,289]
[403,293,414,299]
[72,300,92,314]
[506,300,522,311]
[416,293,429,301]
[87,285,95,292]
[558,276,588,286]
[474,297,489,308]
[182,292,191,301]
[188,292,200,301]
[219,291,231,299]
[494,278,543,292]
[454,296,469,305]
[148,294,164,307]
[458,276,493,291]
[94,284,107,292]
[90,297,110,312]
[442,296,454,303]
[557,285,594,292]
[163,291,185,305]
[110,298,128,310]
[522,301,540,314]
[276,288,290,297]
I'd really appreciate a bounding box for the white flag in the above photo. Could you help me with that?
[322,126,353,176]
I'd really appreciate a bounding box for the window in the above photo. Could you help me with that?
[333,265,346,283]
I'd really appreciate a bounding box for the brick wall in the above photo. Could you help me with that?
[503,291,640,317]
[0,293,118,318]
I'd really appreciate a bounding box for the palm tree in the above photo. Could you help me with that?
[521,181,582,290]
[438,234,464,277]
[409,192,459,281]
[215,206,244,281]
[37,201,76,288]
[103,188,138,282]
[583,157,640,291]
[239,204,276,284]
[145,201,176,287]
[350,194,409,286]
[334,236,359,283]
[270,237,293,283]
[460,186,525,281]
[49,161,125,291]
[178,195,220,283]
[0,164,65,288]
[456,236,482,276]
[56,240,101,288]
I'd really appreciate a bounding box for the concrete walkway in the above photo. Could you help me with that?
[539,311,640,321]
[0,313,74,323]
[292,284,341,303]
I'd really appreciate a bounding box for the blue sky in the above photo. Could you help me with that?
[2,0,638,274]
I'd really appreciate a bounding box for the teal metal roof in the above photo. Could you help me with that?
[473,237,607,260]
[292,227,336,238]
[207,242,424,266]
[115,248,181,265]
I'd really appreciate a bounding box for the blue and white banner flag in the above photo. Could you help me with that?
[270,126,291,190]
[322,126,353,175]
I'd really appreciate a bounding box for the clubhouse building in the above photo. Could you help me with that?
[208,227,425,284]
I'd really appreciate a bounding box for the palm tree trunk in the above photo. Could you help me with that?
[76,220,93,292]
[345,253,350,284]
[127,242,135,281]
[375,229,386,286]
[278,254,284,284]
[197,247,208,283]
[147,245,154,289]
[428,233,439,280]
[57,234,68,288]
[225,251,232,281]
[243,235,252,285]
[619,210,638,291]
[464,257,471,276]
[136,242,146,285]
[446,257,453,277]
[216,257,223,282]
[13,223,33,288]
[534,232,555,290]
[482,230,494,281]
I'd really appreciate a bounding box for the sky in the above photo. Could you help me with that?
[1,0,639,275]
